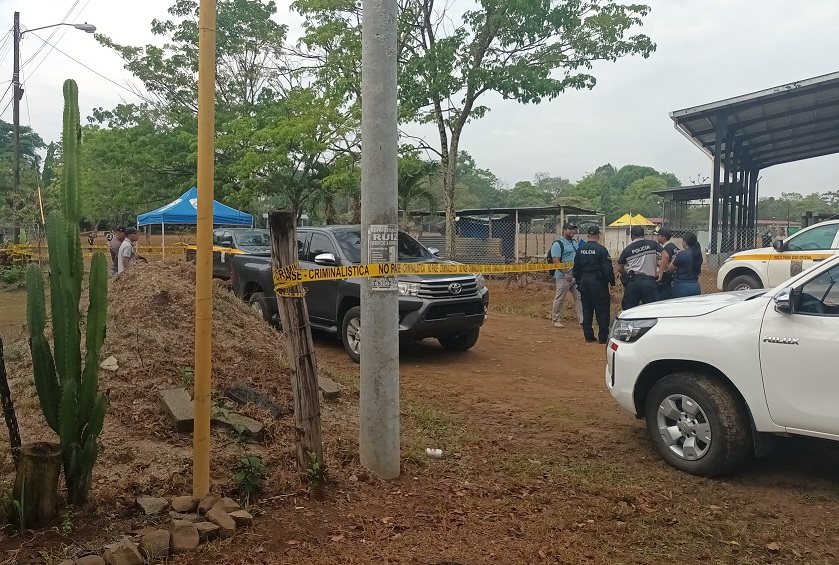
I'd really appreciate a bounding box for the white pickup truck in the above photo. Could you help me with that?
[717,219,839,291]
[607,254,839,477]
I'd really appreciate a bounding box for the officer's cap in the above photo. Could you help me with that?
[586,225,601,235]
[630,225,645,237]
[654,226,673,238]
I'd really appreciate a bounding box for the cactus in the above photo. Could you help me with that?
[26,79,108,506]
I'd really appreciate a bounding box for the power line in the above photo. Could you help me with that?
[22,0,93,79]
[0,30,13,69]
[25,31,143,100]
[21,0,82,67]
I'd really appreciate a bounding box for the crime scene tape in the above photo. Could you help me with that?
[273,261,575,291]
[185,245,246,255]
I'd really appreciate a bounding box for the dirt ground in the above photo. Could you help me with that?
[2,277,839,564]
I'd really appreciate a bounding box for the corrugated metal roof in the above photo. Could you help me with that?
[670,71,839,170]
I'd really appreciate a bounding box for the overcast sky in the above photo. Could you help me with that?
[2,0,839,198]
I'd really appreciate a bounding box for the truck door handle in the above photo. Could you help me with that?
[813,258,825,262]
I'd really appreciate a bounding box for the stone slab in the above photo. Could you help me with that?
[158,388,194,433]
[225,382,283,418]
[318,376,341,401]
[159,388,264,439]
[212,406,264,440]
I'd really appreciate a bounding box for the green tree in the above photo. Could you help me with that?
[616,175,665,218]
[398,156,440,225]
[0,121,47,233]
[506,181,552,207]
[97,0,292,211]
[294,0,656,256]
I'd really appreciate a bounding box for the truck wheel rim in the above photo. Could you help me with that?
[734,283,753,291]
[251,301,263,317]
[656,394,712,461]
[346,317,361,354]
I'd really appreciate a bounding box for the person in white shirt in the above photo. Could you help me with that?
[118,227,140,274]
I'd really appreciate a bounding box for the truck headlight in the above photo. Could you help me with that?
[610,318,657,343]
[475,274,486,291]
[398,282,420,296]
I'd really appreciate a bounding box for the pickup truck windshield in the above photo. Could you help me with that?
[334,230,434,264]
[237,230,270,246]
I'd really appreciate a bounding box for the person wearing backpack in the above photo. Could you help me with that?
[549,223,583,328]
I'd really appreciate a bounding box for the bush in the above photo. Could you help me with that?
[0,266,26,287]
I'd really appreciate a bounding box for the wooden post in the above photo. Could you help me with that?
[13,442,61,529]
[0,336,21,464]
[268,211,323,472]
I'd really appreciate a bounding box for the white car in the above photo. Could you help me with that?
[607,254,839,477]
[717,219,839,291]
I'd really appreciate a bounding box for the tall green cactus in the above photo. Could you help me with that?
[26,79,109,506]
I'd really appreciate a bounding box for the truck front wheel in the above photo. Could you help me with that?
[249,292,272,324]
[726,274,761,291]
[341,306,362,363]
[645,372,751,477]
[438,328,480,352]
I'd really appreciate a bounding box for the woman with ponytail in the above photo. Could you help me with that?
[667,231,703,298]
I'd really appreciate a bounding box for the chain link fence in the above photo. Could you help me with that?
[401,216,799,296]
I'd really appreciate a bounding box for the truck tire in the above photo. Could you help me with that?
[726,274,761,292]
[437,328,480,352]
[341,306,362,363]
[645,372,751,478]
[249,292,272,324]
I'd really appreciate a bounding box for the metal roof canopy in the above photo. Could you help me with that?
[669,71,839,253]
[651,184,712,202]
[404,205,600,219]
[671,71,839,170]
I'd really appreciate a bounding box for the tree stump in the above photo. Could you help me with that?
[13,442,62,529]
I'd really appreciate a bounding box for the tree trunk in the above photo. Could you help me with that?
[0,335,21,465]
[13,442,62,529]
[268,211,324,474]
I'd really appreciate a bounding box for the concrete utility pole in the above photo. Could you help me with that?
[12,12,21,244]
[359,0,400,479]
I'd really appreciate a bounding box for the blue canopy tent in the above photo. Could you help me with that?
[137,187,253,258]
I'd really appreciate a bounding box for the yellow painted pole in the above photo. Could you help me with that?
[193,0,216,499]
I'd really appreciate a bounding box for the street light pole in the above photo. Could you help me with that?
[10,14,96,243]
[12,12,21,243]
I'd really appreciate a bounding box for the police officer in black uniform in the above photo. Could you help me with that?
[573,225,616,344]
[617,225,664,311]
[654,226,679,300]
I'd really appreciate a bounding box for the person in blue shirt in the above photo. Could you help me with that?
[550,223,583,328]
[667,231,703,298]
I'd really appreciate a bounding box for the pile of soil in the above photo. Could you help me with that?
[4,261,296,503]
[104,261,290,409]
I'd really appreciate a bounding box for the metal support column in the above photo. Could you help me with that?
[710,116,724,254]
[720,138,730,252]
[748,168,759,246]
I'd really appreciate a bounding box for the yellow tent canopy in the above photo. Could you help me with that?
[608,213,655,227]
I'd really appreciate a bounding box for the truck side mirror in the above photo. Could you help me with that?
[428,247,440,257]
[772,239,785,252]
[314,253,338,266]
[773,287,792,313]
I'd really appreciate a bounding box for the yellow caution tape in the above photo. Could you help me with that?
[729,253,834,262]
[183,245,246,255]
[273,261,574,291]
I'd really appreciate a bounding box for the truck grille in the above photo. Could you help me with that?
[418,277,477,299]
[425,301,485,321]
